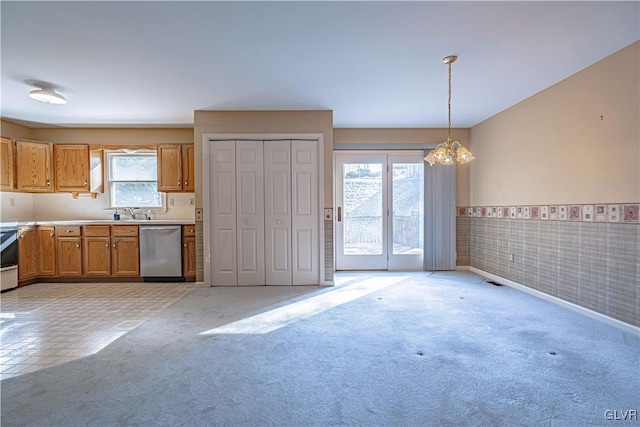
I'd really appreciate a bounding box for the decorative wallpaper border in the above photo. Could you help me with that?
[457,203,640,223]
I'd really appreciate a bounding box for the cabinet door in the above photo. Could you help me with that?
[112,237,139,276]
[15,140,53,192]
[1,137,14,191]
[182,145,195,192]
[183,237,197,278]
[38,226,57,276]
[18,227,38,281]
[84,237,111,276]
[57,237,83,276]
[55,145,90,192]
[157,144,182,192]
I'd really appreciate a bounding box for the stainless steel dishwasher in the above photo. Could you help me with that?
[139,225,183,279]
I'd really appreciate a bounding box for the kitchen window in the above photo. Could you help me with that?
[107,151,165,209]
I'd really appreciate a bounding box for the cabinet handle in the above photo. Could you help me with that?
[106,242,109,247]
[66,230,73,233]
[185,181,188,186]
[189,229,194,233]
[178,180,181,186]
[76,242,80,249]
[184,243,187,247]
[19,233,23,239]
[113,243,117,249]
[46,180,51,187]
[50,232,54,237]
[84,180,88,187]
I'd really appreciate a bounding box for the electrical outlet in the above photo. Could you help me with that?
[169,198,175,207]
[9,198,15,207]
[189,198,195,206]
[195,208,203,221]
[509,254,515,262]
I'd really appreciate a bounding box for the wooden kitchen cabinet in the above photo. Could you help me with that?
[111,225,139,276]
[37,226,57,276]
[182,225,196,278]
[54,144,90,192]
[15,140,53,192]
[18,226,38,281]
[83,226,111,276]
[56,226,82,277]
[157,144,194,192]
[182,144,195,192]
[1,137,15,191]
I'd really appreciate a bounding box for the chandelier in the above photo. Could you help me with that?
[425,55,474,166]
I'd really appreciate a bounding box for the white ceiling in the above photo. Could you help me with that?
[1,1,638,129]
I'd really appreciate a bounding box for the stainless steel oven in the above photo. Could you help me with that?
[1,227,19,291]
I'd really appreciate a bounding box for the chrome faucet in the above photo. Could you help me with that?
[124,207,137,220]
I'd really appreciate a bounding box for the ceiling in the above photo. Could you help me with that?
[1,1,638,129]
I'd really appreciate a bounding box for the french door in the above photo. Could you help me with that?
[335,151,424,271]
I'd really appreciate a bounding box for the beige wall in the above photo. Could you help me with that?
[194,110,334,207]
[334,127,471,206]
[1,120,33,140]
[30,127,193,146]
[469,41,640,206]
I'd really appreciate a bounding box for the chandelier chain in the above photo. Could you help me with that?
[447,61,452,139]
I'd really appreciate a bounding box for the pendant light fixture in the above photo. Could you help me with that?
[425,55,474,166]
[29,87,67,104]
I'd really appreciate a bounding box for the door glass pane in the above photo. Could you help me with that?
[392,163,423,254]
[342,163,383,255]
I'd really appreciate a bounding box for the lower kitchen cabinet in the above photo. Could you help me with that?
[57,238,83,276]
[56,226,83,277]
[37,226,56,276]
[18,226,38,281]
[182,225,196,278]
[111,225,139,276]
[84,236,111,276]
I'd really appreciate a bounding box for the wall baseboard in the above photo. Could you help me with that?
[467,266,640,337]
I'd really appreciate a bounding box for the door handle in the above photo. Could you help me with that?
[337,207,342,222]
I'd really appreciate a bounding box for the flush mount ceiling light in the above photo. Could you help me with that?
[29,88,67,104]
[425,55,474,166]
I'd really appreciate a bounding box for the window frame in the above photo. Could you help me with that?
[105,150,167,211]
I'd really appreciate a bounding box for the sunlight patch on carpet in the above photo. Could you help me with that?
[200,276,408,335]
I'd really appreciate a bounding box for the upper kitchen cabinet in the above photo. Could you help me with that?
[1,137,15,191]
[15,140,53,192]
[157,144,194,192]
[182,144,195,192]
[54,144,90,192]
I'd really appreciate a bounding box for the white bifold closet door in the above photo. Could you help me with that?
[210,140,318,286]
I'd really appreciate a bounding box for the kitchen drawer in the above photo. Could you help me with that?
[111,225,138,237]
[83,225,111,237]
[56,226,82,237]
[183,225,196,237]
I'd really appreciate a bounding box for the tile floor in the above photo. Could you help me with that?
[0,282,195,380]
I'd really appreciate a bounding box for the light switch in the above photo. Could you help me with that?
[324,208,333,221]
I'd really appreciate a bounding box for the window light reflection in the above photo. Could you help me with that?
[200,276,408,335]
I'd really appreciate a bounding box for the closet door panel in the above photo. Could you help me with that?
[211,141,237,286]
[265,141,292,285]
[291,140,319,285]
[236,141,265,286]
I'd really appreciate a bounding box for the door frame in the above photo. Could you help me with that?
[334,150,425,271]
[202,133,326,287]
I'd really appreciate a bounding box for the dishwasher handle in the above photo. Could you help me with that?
[140,226,180,231]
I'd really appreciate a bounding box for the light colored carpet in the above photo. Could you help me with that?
[1,271,638,426]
